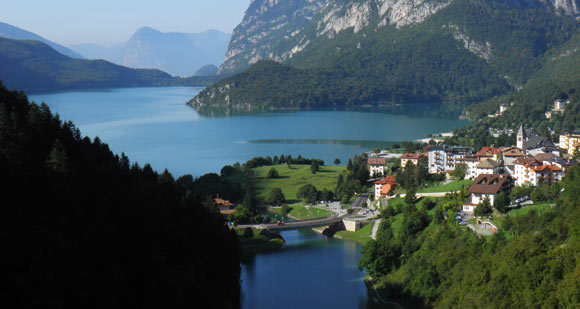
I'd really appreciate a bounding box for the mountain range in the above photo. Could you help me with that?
[69,27,231,77]
[0,36,220,93]
[192,0,580,110]
[0,21,82,59]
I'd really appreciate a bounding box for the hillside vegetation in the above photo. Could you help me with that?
[0,83,241,307]
[0,37,219,93]
[359,167,580,307]
[191,0,578,110]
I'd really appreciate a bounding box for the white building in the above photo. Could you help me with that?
[427,145,474,174]
[475,159,501,179]
[465,157,480,179]
[559,131,580,156]
[513,157,570,187]
[463,174,514,213]
[517,125,558,155]
[373,176,397,200]
[368,158,386,177]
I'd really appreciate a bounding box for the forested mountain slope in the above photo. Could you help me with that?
[358,166,580,307]
[193,0,580,109]
[0,37,177,92]
[0,83,241,307]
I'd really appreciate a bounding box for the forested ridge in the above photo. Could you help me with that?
[191,0,578,110]
[0,37,220,93]
[0,82,241,307]
[359,167,580,308]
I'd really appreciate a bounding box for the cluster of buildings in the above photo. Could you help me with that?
[488,103,512,118]
[545,99,570,119]
[368,125,578,212]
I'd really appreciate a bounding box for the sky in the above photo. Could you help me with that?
[0,0,249,46]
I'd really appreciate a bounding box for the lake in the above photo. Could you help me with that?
[29,86,470,308]
[241,230,397,309]
[30,87,469,177]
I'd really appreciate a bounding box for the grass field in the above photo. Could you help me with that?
[250,164,346,203]
[335,221,375,245]
[418,180,473,193]
[287,204,333,220]
[493,203,553,227]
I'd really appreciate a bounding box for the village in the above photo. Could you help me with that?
[369,115,580,234]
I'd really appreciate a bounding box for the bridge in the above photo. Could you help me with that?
[236,195,366,232]
[236,214,348,232]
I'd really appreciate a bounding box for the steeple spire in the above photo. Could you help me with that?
[517,125,525,150]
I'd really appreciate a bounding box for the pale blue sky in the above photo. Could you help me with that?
[0,0,249,46]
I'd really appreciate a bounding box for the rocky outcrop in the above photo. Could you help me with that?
[218,0,325,74]
[220,0,454,74]
[545,0,580,15]
[218,0,579,75]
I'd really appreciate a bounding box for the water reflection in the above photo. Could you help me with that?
[240,230,397,309]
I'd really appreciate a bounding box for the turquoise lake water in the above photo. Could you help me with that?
[30,87,468,177]
[28,86,471,308]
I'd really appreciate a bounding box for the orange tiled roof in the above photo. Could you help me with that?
[381,184,393,195]
[401,153,426,160]
[368,158,387,165]
[374,176,396,185]
[476,147,502,158]
[501,147,525,157]
[215,198,234,207]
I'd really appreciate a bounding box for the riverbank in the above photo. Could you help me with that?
[237,229,285,258]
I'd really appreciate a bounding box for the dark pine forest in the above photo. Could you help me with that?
[0,82,241,307]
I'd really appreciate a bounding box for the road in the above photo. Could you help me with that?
[352,193,369,208]
[396,192,455,198]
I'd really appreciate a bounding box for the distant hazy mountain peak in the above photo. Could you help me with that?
[0,21,82,59]
[69,27,231,77]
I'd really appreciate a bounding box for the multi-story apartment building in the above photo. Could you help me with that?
[427,145,474,174]
[559,131,580,156]
[513,157,571,186]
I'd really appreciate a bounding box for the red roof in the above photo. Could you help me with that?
[501,147,525,157]
[476,147,502,158]
[215,198,234,207]
[368,158,386,165]
[381,184,394,195]
[401,153,426,160]
[374,176,396,185]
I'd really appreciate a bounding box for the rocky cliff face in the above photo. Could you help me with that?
[218,0,325,74]
[546,0,580,15]
[220,0,457,74]
[316,0,452,39]
[219,0,454,74]
[220,0,580,75]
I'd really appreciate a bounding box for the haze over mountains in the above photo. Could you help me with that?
[0,21,82,59]
[70,27,231,77]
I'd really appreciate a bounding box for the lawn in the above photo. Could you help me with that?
[335,221,375,245]
[288,204,333,220]
[250,164,346,203]
[391,213,404,235]
[506,203,552,217]
[492,203,553,227]
[418,180,473,193]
